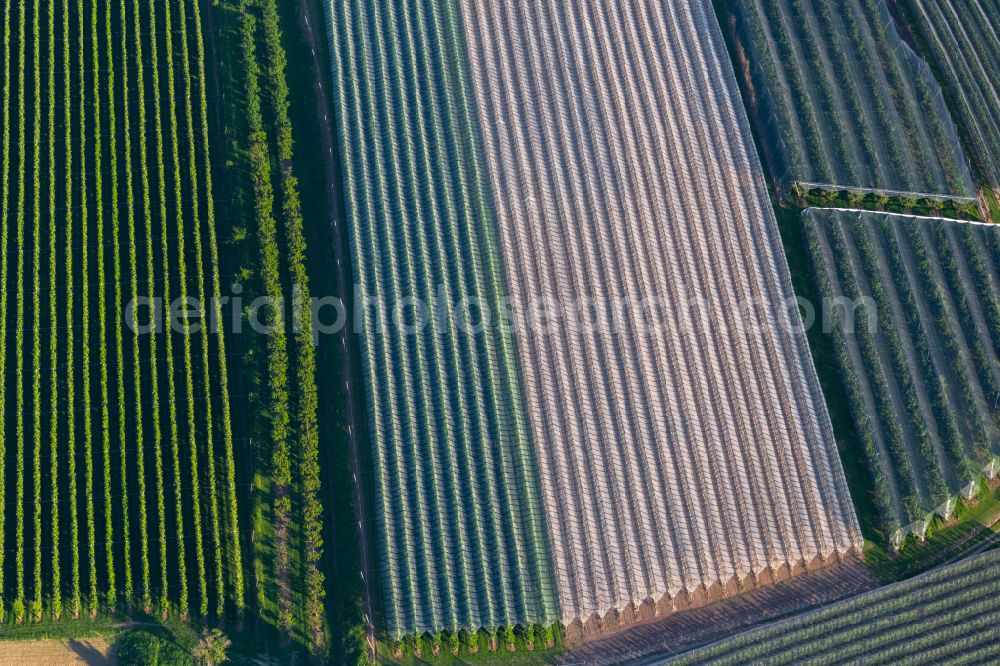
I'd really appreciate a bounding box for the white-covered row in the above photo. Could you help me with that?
[458,0,862,627]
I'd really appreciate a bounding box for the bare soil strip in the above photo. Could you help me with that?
[0,638,113,665]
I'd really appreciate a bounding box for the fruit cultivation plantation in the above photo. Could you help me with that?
[325,0,560,638]
[0,0,244,623]
[457,0,860,633]
[665,548,1000,665]
[804,209,1000,543]
[324,0,862,646]
[0,0,997,663]
[0,0,332,659]
[891,0,1000,216]
[720,0,976,204]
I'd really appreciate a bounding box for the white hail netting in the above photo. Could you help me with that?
[731,0,975,198]
[459,0,862,626]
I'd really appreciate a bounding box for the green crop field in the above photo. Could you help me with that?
[0,0,335,659]
[323,0,861,655]
[2,0,998,664]
[0,0,243,623]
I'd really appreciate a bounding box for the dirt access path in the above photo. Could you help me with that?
[557,559,878,665]
[296,0,377,660]
[0,638,114,665]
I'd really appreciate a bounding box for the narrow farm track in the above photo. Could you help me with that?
[0,0,243,620]
[300,0,374,655]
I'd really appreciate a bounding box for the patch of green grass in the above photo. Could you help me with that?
[0,614,125,642]
[0,613,347,666]
[985,189,1000,223]
[0,612,241,663]
[864,482,1000,582]
[378,634,566,666]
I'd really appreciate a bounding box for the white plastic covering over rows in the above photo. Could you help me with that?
[322,0,559,637]
[459,0,863,628]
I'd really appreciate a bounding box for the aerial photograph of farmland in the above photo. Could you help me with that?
[0,0,997,664]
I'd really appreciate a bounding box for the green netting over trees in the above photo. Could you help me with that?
[322,0,558,639]
[803,209,1000,543]
[892,0,1000,195]
[724,0,976,200]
